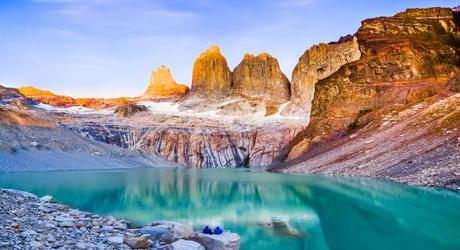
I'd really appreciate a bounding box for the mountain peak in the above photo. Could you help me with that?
[143,65,189,98]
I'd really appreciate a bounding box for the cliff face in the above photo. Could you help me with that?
[143,66,189,98]
[190,46,232,96]
[232,53,290,102]
[288,7,460,160]
[284,37,361,115]
[65,121,303,168]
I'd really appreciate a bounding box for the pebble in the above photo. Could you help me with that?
[107,236,124,245]
[0,189,240,250]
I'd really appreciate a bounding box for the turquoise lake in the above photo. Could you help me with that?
[1,167,459,250]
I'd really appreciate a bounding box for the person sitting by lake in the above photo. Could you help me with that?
[202,226,212,235]
[214,226,223,235]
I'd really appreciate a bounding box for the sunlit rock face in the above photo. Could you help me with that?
[283,36,361,115]
[232,53,290,102]
[17,86,79,108]
[143,66,189,98]
[190,46,232,97]
[288,7,460,160]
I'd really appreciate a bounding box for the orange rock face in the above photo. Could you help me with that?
[288,7,460,160]
[232,53,290,102]
[18,86,79,108]
[191,46,232,96]
[143,65,189,98]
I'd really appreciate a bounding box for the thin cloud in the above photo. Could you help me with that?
[274,0,315,7]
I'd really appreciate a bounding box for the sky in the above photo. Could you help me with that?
[1,0,458,98]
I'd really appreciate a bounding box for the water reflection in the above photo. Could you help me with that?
[0,168,459,250]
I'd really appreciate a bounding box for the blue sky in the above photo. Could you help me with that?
[1,0,458,98]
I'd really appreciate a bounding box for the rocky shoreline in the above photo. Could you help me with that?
[0,189,240,250]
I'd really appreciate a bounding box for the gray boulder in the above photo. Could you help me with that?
[171,239,205,250]
[191,232,240,250]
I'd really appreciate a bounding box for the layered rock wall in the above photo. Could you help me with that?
[283,36,361,115]
[288,7,460,160]
[65,122,302,168]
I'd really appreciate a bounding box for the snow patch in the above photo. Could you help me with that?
[139,100,307,124]
[35,103,114,115]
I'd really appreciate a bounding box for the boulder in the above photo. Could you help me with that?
[140,224,170,239]
[39,195,54,203]
[171,239,205,250]
[107,236,124,245]
[115,103,148,117]
[232,53,290,102]
[124,236,151,249]
[191,232,240,250]
[143,65,189,98]
[191,46,232,96]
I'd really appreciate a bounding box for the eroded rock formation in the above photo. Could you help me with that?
[143,66,189,98]
[64,118,303,168]
[288,7,460,160]
[191,46,232,96]
[115,103,148,117]
[283,36,361,115]
[232,53,290,102]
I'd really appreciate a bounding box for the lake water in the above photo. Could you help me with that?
[1,168,459,250]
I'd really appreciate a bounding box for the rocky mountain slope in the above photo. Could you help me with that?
[0,106,170,171]
[279,7,460,190]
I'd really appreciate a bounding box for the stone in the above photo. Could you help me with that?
[152,221,193,239]
[159,232,178,244]
[29,240,43,248]
[115,103,148,117]
[58,221,74,227]
[143,65,189,98]
[232,53,290,102]
[76,242,87,249]
[107,236,124,245]
[39,195,54,203]
[140,225,170,238]
[124,236,151,249]
[191,232,240,250]
[171,239,205,250]
[101,225,114,233]
[191,46,232,96]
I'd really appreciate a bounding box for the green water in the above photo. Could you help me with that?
[0,168,459,250]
